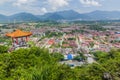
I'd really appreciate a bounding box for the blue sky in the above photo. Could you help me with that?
[0,0,120,15]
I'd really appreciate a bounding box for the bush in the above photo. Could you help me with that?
[74,55,83,61]
[51,53,64,61]
[0,45,9,54]
[0,47,120,80]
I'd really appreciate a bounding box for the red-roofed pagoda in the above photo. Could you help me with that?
[6,29,32,48]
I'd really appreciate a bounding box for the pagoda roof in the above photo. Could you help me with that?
[6,29,32,38]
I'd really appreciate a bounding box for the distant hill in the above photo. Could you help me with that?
[39,10,90,20]
[0,10,120,22]
[39,13,64,20]
[0,14,8,22]
[8,12,40,22]
[85,10,120,20]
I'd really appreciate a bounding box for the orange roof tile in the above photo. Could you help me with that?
[6,29,32,38]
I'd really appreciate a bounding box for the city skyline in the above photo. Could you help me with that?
[0,0,120,15]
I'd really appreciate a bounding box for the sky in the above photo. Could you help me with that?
[0,0,120,15]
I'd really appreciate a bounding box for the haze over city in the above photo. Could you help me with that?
[0,0,120,15]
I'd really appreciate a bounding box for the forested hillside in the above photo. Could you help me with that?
[0,45,120,80]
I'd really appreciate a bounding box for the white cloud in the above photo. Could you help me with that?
[0,0,12,5]
[30,7,47,15]
[13,0,27,6]
[0,0,70,15]
[47,0,69,10]
[13,0,36,6]
[24,7,47,15]
[12,0,45,15]
[40,7,47,14]
[80,0,101,6]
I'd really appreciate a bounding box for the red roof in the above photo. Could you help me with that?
[48,39,55,45]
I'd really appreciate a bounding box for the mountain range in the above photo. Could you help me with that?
[1,10,120,22]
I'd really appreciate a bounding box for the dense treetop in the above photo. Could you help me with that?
[0,45,120,80]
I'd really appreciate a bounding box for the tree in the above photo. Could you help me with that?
[91,51,108,62]
[51,53,64,61]
[0,46,120,80]
[0,45,9,54]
